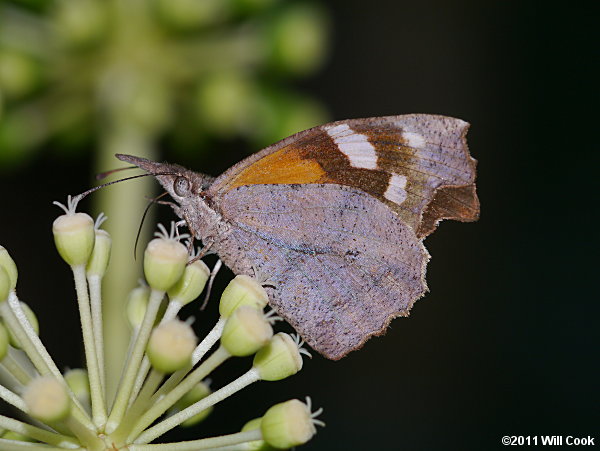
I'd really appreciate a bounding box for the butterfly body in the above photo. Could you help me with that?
[117,114,479,359]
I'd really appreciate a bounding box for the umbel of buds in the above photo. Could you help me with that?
[0,196,323,450]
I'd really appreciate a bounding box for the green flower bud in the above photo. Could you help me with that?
[1,431,34,442]
[8,302,39,349]
[219,275,269,318]
[241,417,277,451]
[86,229,111,277]
[261,399,316,449]
[51,0,110,49]
[251,87,328,148]
[147,319,197,373]
[53,212,95,266]
[232,0,279,15]
[155,0,231,31]
[195,72,259,137]
[64,369,90,407]
[143,238,188,292]
[167,259,210,306]
[0,322,9,361]
[266,4,329,75]
[0,266,10,304]
[174,381,213,427]
[0,50,41,100]
[253,333,303,381]
[23,376,71,423]
[126,285,151,329]
[0,245,18,292]
[221,306,273,357]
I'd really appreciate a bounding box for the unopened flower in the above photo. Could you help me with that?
[261,399,320,449]
[53,196,95,267]
[219,275,269,318]
[23,376,71,423]
[147,319,198,373]
[253,333,304,381]
[0,245,18,292]
[144,224,188,292]
[221,305,273,357]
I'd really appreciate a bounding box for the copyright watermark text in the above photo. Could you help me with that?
[501,436,595,446]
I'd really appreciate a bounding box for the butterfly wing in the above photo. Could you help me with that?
[208,114,479,238]
[213,183,428,359]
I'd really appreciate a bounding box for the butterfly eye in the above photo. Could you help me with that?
[173,176,190,197]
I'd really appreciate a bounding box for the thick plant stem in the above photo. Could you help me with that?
[135,368,261,444]
[72,265,107,427]
[106,289,164,433]
[87,274,106,393]
[125,346,231,442]
[95,127,157,404]
[129,429,262,451]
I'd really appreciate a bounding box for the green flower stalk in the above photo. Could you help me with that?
[0,197,323,449]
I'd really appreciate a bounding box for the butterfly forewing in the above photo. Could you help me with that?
[208,114,479,238]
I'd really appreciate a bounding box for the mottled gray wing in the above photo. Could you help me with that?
[215,184,429,360]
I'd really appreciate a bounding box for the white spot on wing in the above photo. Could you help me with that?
[402,131,426,149]
[384,173,408,204]
[324,123,377,169]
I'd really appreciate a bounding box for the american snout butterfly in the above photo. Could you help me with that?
[117,114,479,360]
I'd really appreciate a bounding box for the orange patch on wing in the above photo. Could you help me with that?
[228,147,326,189]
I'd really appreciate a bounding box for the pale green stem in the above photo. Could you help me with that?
[96,128,156,404]
[0,382,28,412]
[105,289,164,433]
[149,317,226,405]
[192,317,226,365]
[109,369,163,443]
[0,414,80,449]
[0,298,94,430]
[129,300,183,406]
[202,446,253,451]
[134,368,261,445]
[0,363,23,393]
[3,293,59,377]
[129,429,262,451]
[86,274,105,394]
[1,353,32,385]
[71,265,107,427]
[63,416,104,451]
[0,439,67,451]
[203,446,254,451]
[126,346,231,442]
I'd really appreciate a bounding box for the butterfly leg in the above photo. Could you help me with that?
[200,259,223,311]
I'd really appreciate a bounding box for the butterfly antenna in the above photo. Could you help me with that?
[134,192,169,260]
[95,165,138,180]
[73,171,178,203]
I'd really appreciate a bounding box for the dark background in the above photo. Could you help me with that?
[0,1,596,450]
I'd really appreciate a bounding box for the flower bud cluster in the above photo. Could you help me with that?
[0,201,322,449]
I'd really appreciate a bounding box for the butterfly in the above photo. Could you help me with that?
[117,114,479,360]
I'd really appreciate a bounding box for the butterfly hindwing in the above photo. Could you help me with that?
[214,183,428,359]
